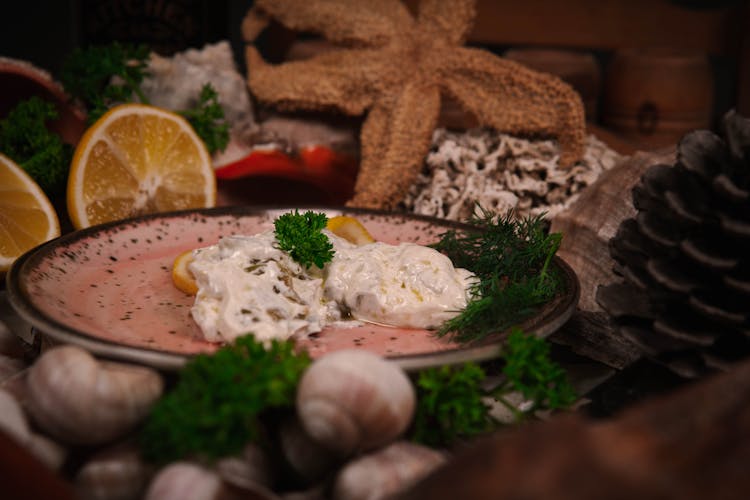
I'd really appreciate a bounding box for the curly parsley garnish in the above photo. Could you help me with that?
[0,97,73,197]
[60,42,152,123]
[178,84,230,154]
[140,336,310,463]
[60,42,229,153]
[274,210,334,269]
[433,206,563,343]
[411,329,576,448]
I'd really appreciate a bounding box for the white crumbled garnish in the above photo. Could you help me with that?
[401,129,622,220]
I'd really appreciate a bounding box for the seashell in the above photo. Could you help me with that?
[549,148,675,311]
[296,350,416,456]
[0,389,31,445]
[25,345,164,445]
[0,353,26,383]
[332,441,447,500]
[278,415,341,483]
[216,442,276,493]
[75,441,153,500]
[27,432,68,471]
[144,462,264,500]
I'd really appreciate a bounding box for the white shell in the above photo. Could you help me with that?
[333,441,447,500]
[75,441,153,500]
[296,349,415,456]
[216,443,275,492]
[278,416,340,482]
[0,389,30,445]
[144,462,233,500]
[25,345,164,445]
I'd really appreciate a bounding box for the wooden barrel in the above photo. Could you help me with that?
[602,48,714,148]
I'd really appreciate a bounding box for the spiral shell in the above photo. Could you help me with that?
[25,345,164,445]
[296,349,415,456]
[75,441,153,500]
[332,441,447,500]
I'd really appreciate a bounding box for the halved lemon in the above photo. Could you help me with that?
[67,104,216,230]
[327,215,375,245]
[172,249,198,295]
[0,154,60,272]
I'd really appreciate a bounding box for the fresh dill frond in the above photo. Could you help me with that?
[0,97,73,196]
[60,42,151,123]
[433,205,563,342]
[140,336,310,464]
[179,83,230,154]
[274,210,334,269]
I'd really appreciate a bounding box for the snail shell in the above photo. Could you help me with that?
[25,345,164,445]
[296,349,415,456]
[216,443,276,493]
[75,441,153,500]
[550,148,675,310]
[144,462,270,500]
[0,388,67,469]
[332,441,447,500]
[278,415,341,483]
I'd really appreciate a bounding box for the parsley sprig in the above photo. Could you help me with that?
[60,42,229,153]
[140,336,310,463]
[60,42,151,124]
[433,206,563,342]
[0,97,73,197]
[274,210,334,269]
[178,84,230,156]
[410,329,576,448]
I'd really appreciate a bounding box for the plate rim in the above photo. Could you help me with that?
[6,205,579,372]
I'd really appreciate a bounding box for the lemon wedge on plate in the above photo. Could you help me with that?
[0,153,61,273]
[67,103,216,230]
[326,215,375,245]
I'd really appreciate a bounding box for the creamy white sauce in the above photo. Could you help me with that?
[188,229,475,343]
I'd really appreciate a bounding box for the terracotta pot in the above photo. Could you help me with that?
[0,56,86,146]
[602,48,714,149]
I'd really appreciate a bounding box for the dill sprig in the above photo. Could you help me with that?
[274,210,334,269]
[140,336,310,464]
[433,206,563,343]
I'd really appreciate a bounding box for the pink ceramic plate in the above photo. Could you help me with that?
[7,207,579,371]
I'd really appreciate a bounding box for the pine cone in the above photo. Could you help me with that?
[597,110,750,378]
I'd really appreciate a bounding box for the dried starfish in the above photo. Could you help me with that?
[242,0,586,209]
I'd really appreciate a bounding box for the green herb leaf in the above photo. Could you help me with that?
[179,83,230,155]
[433,205,563,342]
[60,42,151,123]
[498,328,577,412]
[0,97,73,197]
[274,210,334,269]
[411,363,497,447]
[140,336,310,463]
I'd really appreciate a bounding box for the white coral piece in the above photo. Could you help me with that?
[402,129,622,221]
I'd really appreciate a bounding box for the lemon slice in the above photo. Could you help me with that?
[67,104,216,230]
[327,215,375,245]
[172,249,198,295]
[0,154,60,272]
